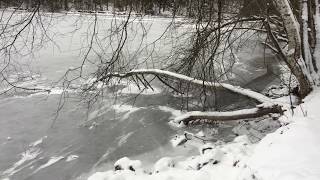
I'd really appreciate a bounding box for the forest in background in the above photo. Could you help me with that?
[0,0,296,17]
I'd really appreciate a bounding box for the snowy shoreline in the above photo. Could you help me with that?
[87,89,320,180]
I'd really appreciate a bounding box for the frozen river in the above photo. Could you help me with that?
[0,13,281,180]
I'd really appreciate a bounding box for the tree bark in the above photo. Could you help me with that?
[274,0,313,98]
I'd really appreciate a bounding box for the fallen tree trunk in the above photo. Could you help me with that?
[99,69,274,104]
[96,68,287,124]
[173,104,284,125]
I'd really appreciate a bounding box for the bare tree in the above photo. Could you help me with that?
[0,0,319,125]
[87,0,319,124]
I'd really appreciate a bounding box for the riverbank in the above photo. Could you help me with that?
[87,88,320,180]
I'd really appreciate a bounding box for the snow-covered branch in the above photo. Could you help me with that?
[99,69,274,103]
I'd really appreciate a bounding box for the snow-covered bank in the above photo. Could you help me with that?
[247,88,320,180]
[87,88,320,180]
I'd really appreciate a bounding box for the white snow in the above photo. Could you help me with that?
[245,88,320,180]
[116,132,135,146]
[88,122,99,130]
[87,88,320,180]
[32,156,65,174]
[87,135,253,180]
[114,157,142,171]
[154,157,175,173]
[2,147,41,177]
[29,136,47,147]
[171,106,273,124]
[66,155,79,162]
[170,135,188,147]
[196,131,205,137]
[111,104,141,120]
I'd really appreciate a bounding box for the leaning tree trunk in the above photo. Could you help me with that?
[274,0,313,98]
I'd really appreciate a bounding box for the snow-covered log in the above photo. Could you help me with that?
[97,69,286,123]
[173,104,283,125]
[99,69,273,104]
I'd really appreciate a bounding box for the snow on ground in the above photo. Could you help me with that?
[246,88,320,180]
[170,135,188,147]
[87,88,320,180]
